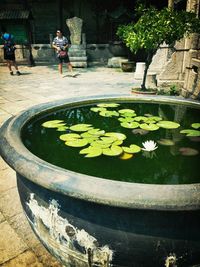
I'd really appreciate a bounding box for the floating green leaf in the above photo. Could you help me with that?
[118,117,134,123]
[91,141,111,148]
[90,107,106,112]
[121,121,140,129]
[118,109,136,117]
[148,116,162,121]
[99,110,119,117]
[180,129,200,137]
[100,136,117,143]
[191,123,200,129]
[157,139,175,146]
[65,139,88,147]
[105,132,127,140]
[118,109,135,114]
[133,116,148,122]
[87,129,105,136]
[103,145,123,156]
[97,103,120,108]
[59,133,81,141]
[80,146,102,158]
[42,120,66,128]
[140,123,159,131]
[157,121,180,129]
[56,126,69,132]
[70,124,93,132]
[122,144,141,154]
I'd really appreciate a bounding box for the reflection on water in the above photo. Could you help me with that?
[22,102,200,184]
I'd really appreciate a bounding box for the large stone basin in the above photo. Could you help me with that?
[0,95,200,267]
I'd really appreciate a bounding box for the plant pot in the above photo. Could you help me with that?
[121,61,135,72]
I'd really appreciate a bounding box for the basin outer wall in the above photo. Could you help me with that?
[1,94,200,266]
[0,94,200,211]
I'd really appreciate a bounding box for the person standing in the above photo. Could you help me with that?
[52,29,74,77]
[1,29,21,76]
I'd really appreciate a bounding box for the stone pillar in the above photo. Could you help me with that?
[168,0,174,9]
[66,17,87,67]
[66,17,83,45]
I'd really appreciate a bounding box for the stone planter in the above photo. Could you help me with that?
[121,61,135,72]
[0,95,200,267]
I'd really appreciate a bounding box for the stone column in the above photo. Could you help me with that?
[66,17,83,45]
[168,0,174,9]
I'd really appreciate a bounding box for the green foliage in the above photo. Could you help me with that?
[117,5,200,90]
[117,6,200,55]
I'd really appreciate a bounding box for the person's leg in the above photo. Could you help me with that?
[58,63,62,74]
[6,60,13,75]
[67,63,73,73]
[12,60,21,75]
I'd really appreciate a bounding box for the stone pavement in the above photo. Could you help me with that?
[0,63,139,267]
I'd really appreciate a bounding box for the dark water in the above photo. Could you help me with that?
[22,102,200,184]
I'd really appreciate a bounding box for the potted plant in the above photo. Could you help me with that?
[117,4,200,92]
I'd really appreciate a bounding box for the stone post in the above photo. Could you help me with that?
[66,17,83,45]
[168,0,174,9]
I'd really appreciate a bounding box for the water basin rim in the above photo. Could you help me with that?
[0,94,200,211]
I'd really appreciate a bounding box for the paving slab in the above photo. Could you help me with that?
[0,221,27,264]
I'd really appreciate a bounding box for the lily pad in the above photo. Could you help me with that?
[122,144,141,154]
[87,129,105,136]
[80,146,102,158]
[118,117,134,123]
[180,129,200,137]
[179,147,199,156]
[100,136,117,143]
[120,153,133,160]
[157,139,175,146]
[140,123,159,131]
[121,121,140,129]
[105,132,127,140]
[103,145,123,156]
[113,140,123,146]
[90,107,106,112]
[65,139,88,147]
[133,116,148,122]
[91,141,111,149]
[97,103,120,108]
[56,126,69,131]
[70,124,93,132]
[147,116,162,121]
[59,133,81,141]
[191,123,200,129]
[132,129,149,135]
[99,110,119,117]
[42,120,66,128]
[118,109,135,114]
[157,121,180,129]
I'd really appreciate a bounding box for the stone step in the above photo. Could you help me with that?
[68,51,87,57]
[69,56,87,62]
[71,61,87,67]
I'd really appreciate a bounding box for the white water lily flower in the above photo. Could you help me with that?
[142,140,158,151]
